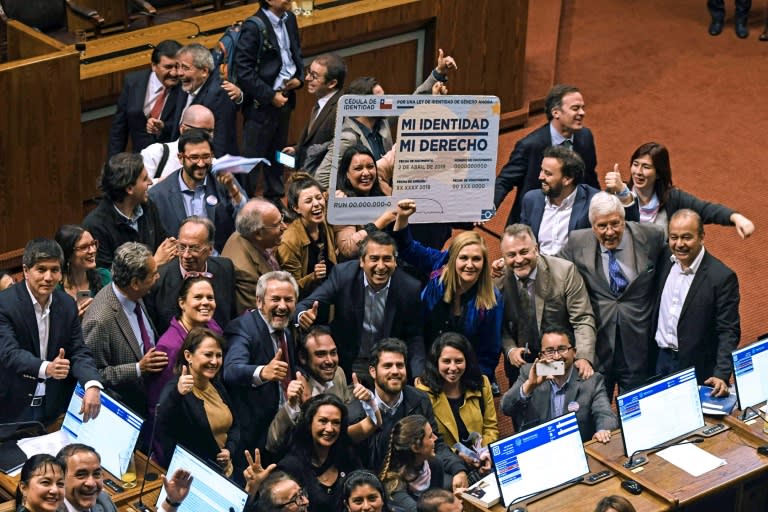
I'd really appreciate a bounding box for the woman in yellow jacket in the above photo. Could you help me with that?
[415,332,498,481]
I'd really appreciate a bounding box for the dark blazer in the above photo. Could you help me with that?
[82,285,158,416]
[108,69,182,157]
[664,188,735,227]
[501,364,617,441]
[294,261,425,380]
[171,72,239,157]
[652,249,740,382]
[0,284,101,423]
[147,169,242,252]
[558,222,666,387]
[82,199,168,269]
[294,89,342,171]
[520,183,640,236]
[146,255,237,334]
[156,376,240,470]
[222,310,296,464]
[235,8,304,113]
[494,123,599,225]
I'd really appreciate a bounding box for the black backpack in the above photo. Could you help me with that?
[212,15,268,84]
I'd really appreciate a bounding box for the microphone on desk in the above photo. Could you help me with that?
[138,12,203,38]
[134,403,161,512]
[624,437,704,469]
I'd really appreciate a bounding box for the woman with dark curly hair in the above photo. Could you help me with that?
[416,332,497,477]
[54,224,111,317]
[379,415,443,512]
[619,142,754,238]
[277,393,361,512]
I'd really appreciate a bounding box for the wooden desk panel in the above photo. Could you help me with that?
[585,430,768,507]
[461,457,672,512]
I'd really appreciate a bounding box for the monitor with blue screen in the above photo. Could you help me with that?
[488,412,589,507]
[61,383,143,478]
[617,367,703,459]
[732,337,768,412]
[157,445,248,512]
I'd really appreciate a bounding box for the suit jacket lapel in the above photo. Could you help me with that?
[353,270,366,331]
[533,256,548,329]
[679,252,709,319]
[17,284,41,356]
[169,170,189,227]
[628,223,650,277]
[570,186,588,231]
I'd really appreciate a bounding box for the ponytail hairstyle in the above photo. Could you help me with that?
[379,415,429,495]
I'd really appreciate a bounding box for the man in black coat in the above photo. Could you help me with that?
[0,239,102,424]
[494,84,599,226]
[234,0,303,200]
[295,231,425,380]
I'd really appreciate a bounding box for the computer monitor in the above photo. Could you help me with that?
[489,412,589,507]
[617,367,704,461]
[157,445,248,512]
[732,337,768,412]
[60,383,143,478]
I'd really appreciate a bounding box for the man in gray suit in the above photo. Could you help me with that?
[501,327,617,442]
[498,224,596,384]
[559,192,666,396]
[83,242,168,416]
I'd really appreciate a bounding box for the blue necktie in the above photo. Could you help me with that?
[608,250,628,296]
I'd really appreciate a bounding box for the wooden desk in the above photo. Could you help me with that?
[585,429,768,508]
[0,451,163,508]
[461,456,673,512]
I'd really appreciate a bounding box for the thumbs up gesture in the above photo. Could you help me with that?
[604,163,627,195]
[46,348,71,380]
[351,372,373,402]
[298,301,319,330]
[261,348,289,382]
[177,365,195,395]
[286,371,305,407]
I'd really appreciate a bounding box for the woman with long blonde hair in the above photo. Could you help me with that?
[392,200,503,383]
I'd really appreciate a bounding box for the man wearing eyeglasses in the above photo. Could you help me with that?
[501,327,617,443]
[281,53,346,174]
[252,471,308,512]
[146,216,237,333]
[558,192,666,398]
[141,105,215,183]
[149,128,247,253]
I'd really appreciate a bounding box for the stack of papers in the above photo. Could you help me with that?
[698,385,737,416]
[462,472,500,508]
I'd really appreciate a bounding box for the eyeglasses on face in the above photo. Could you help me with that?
[182,153,213,164]
[182,123,214,135]
[593,220,624,233]
[262,214,287,230]
[177,243,209,255]
[304,67,323,81]
[277,487,307,508]
[75,240,99,252]
[540,346,574,357]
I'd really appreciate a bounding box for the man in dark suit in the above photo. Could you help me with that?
[559,192,666,396]
[146,216,236,334]
[651,209,740,396]
[82,242,167,417]
[520,145,638,255]
[295,231,425,380]
[501,327,617,442]
[0,239,101,424]
[282,53,345,173]
[222,271,298,476]
[148,129,246,252]
[235,0,303,201]
[494,84,599,226]
[108,40,183,158]
[173,43,239,158]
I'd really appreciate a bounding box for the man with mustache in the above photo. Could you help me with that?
[494,84,599,226]
[223,271,299,479]
[148,129,246,253]
[651,209,740,396]
[558,192,666,397]
[265,325,380,453]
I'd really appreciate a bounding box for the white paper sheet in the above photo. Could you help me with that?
[16,430,72,458]
[656,443,726,477]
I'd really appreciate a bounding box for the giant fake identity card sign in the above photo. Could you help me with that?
[327,95,500,224]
